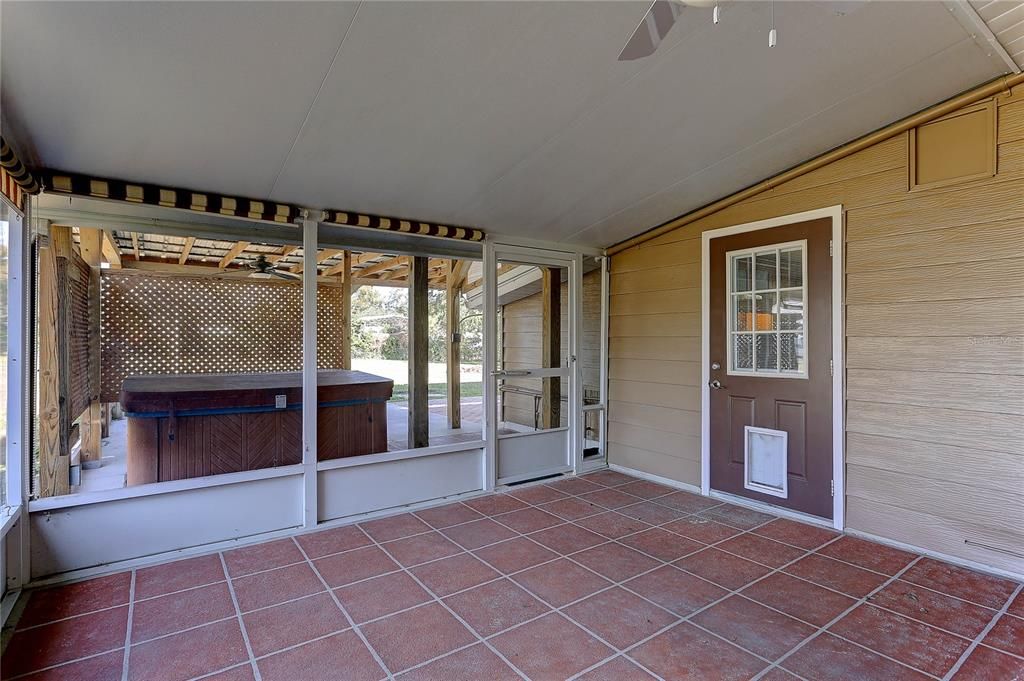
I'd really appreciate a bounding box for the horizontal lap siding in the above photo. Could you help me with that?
[608,84,1024,574]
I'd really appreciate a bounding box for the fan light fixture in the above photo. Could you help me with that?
[617,0,785,61]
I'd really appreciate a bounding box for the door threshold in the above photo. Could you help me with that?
[708,489,837,530]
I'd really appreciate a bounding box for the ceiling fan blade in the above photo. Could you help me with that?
[618,0,682,61]
[271,269,302,281]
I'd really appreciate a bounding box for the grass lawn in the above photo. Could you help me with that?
[390,381,483,402]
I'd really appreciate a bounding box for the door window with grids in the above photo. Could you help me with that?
[727,241,807,377]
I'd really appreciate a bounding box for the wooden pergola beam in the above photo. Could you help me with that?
[38,225,74,496]
[130,232,141,259]
[218,241,250,268]
[340,251,352,369]
[408,256,430,449]
[446,260,462,429]
[77,228,105,469]
[178,236,196,265]
[541,267,561,429]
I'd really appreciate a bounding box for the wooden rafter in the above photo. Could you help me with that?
[179,236,196,265]
[101,230,122,268]
[379,262,410,281]
[356,255,406,278]
[464,263,515,292]
[218,241,250,269]
[450,259,472,289]
[267,245,297,264]
[323,251,380,276]
[291,248,343,274]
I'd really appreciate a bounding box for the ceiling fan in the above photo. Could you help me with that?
[617,0,732,61]
[245,254,301,281]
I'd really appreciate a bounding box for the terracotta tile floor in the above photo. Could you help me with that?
[3,470,1023,680]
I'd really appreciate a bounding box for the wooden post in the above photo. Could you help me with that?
[340,250,352,370]
[542,267,561,429]
[78,228,104,469]
[38,226,73,496]
[445,260,462,429]
[408,256,430,448]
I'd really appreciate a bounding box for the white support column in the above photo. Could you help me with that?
[301,216,319,528]
[6,209,25,511]
[482,241,497,491]
[599,255,610,465]
[570,253,583,474]
[4,208,29,597]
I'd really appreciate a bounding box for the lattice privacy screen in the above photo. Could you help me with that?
[100,271,346,402]
[68,252,95,417]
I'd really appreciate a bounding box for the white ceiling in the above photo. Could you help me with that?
[1,1,1016,247]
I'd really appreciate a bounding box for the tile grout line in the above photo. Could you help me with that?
[419,500,791,679]
[599,530,842,680]
[754,554,928,680]
[5,646,131,681]
[119,570,137,681]
[941,582,1024,680]
[351,523,532,681]
[218,553,263,681]
[12,526,940,680]
[13,475,964,632]
[472,481,864,679]
[21,514,977,635]
[501,487,954,681]
[484,482,1019,648]
[11,472,1021,680]
[290,535,396,681]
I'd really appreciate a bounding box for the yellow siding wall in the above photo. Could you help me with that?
[608,84,1024,575]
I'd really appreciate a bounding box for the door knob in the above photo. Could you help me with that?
[709,379,724,390]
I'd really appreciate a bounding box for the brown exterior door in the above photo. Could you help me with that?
[708,217,833,519]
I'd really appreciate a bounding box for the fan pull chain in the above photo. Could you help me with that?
[769,1,777,47]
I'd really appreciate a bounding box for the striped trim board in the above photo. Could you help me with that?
[1,136,40,205]
[1,167,26,211]
[323,209,484,242]
[37,169,485,242]
[42,169,301,225]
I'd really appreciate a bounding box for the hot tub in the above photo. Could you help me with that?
[120,370,393,485]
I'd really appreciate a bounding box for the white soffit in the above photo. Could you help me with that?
[966,0,1024,69]
[0,1,1013,248]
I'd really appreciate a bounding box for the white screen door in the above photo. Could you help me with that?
[487,247,576,485]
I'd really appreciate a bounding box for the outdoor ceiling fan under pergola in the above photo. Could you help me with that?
[245,254,301,281]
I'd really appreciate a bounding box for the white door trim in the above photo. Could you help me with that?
[700,205,845,530]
